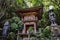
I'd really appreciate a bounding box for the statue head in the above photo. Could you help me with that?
[49,5,54,11]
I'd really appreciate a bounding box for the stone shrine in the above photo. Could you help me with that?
[16,5,43,40]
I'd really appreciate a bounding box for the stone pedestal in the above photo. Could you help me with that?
[50,26,60,40]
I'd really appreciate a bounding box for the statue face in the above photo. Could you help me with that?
[49,9,58,26]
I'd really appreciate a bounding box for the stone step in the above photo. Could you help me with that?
[0,36,7,40]
[0,36,3,40]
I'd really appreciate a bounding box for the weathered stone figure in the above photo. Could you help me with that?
[49,5,57,26]
[2,21,10,40]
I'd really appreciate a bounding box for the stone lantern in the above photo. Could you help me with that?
[49,5,60,40]
[49,5,58,26]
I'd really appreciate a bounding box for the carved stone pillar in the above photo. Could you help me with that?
[22,24,26,33]
[34,23,37,33]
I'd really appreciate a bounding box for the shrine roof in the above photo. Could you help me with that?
[16,5,43,13]
[16,5,43,19]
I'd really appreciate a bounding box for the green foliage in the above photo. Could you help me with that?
[27,27,34,33]
[10,23,19,30]
[43,26,51,38]
[12,16,20,22]
[54,9,60,25]
[16,0,28,8]
[37,26,51,40]
[7,32,16,40]
[10,16,23,30]
[31,37,36,40]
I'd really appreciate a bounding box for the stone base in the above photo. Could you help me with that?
[50,25,60,40]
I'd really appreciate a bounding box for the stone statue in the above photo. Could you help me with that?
[49,5,58,26]
[2,21,10,37]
